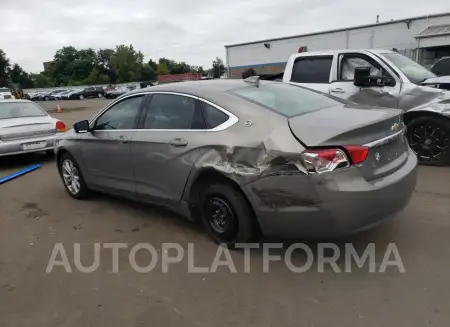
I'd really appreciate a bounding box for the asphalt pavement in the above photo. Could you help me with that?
[0,101,449,327]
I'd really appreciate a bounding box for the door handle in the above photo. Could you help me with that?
[330,88,346,93]
[169,138,188,147]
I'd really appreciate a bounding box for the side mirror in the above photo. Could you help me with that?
[354,66,394,87]
[73,120,90,133]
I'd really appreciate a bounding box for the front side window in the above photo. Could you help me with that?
[143,94,205,130]
[291,56,333,83]
[0,102,46,119]
[95,95,144,130]
[339,55,382,80]
[230,82,340,117]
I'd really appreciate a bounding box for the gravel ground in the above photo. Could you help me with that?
[0,104,449,327]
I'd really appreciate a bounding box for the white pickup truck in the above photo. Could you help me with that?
[275,49,450,166]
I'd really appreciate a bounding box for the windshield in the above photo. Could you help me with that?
[381,52,436,83]
[0,102,46,119]
[229,82,339,117]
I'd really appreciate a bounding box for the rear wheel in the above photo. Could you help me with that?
[59,153,90,199]
[407,116,450,166]
[98,93,103,98]
[79,95,84,100]
[45,96,49,101]
[200,183,256,247]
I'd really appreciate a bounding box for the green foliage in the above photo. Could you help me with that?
[1,46,227,89]
[0,49,11,86]
[212,57,226,78]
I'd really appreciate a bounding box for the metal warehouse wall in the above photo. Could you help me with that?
[226,13,450,78]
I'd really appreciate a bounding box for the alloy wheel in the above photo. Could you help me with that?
[61,159,81,195]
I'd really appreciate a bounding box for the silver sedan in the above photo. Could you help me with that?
[0,99,67,157]
[55,79,418,246]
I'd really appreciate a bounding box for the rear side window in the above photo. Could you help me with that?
[201,102,229,129]
[291,56,333,83]
[143,94,206,130]
[230,83,339,117]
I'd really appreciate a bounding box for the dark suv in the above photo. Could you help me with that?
[68,86,105,100]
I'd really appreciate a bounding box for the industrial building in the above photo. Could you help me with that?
[225,12,450,79]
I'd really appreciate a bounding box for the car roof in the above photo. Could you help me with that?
[128,79,279,97]
[292,49,395,57]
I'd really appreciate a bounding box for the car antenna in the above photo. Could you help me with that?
[244,76,260,87]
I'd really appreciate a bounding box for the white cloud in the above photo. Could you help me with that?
[0,0,449,72]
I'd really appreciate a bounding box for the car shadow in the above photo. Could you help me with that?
[0,152,55,172]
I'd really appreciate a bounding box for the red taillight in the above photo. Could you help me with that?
[302,148,349,174]
[302,146,369,173]
[344,146,369,165]
[56,120,67,132]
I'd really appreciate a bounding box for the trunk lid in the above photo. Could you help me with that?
[288,104,408,180]
[0,117,57,141]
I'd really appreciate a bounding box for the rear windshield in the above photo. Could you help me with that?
[229,83,339,117]
[0,102,46,119]
[0,88,10,92]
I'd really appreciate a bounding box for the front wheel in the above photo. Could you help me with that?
[59,153,90,199]
[79,95,84,100]
[98,93,103,98]
[200,183,256,247]
[45,96,49,101]
[407,116,450,166]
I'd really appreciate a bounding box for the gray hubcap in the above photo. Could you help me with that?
[62,159,81,194]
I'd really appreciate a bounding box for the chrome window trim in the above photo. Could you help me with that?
[363,129,405,147]
[90,91,239,132]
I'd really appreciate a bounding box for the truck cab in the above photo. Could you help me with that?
[281,49,450,165]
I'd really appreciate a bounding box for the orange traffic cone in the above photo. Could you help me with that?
[57,104,62,113]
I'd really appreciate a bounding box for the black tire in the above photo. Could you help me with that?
[200,183,256,247]
[407,116,450,166]
[59,153,90,199]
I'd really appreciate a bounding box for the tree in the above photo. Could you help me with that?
[9,63,34,88]
[140,64,157,81]
[30,73,52,88]
[97,49,116,83]
[212,57,226,78]
[148,59,158,72]
[110,45,144,83]
[156,62,170,75]
[0,49,11,87]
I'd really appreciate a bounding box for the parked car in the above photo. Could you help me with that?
[105,87,132,99]
[54,90,72,100]
[55,80,417,246]
[270,49,450,165]
[430,57,450,90]
[0,87,15,100]
[68,86,105,100]
[49,89,68,100]
[0,99,67,157]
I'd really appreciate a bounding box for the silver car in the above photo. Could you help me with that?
[0,99,67,157]
[55,80,418,245]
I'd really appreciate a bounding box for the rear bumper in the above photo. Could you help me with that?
[242,150,418,239]
[0,134,61,157]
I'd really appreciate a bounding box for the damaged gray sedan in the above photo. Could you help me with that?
[55,80,418,245]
